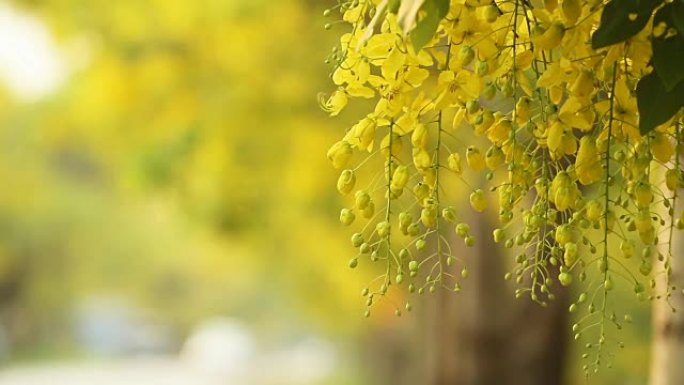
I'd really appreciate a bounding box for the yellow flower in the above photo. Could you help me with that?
[650,133,674,163]
[532,22,565,50]
[452,107,466,130]
[319,90,348,116]
[576,136,601,185]
[344,116,377,152]
[448,153,463,174]
[412,148,432,171]
[332,57,374,98]
[536,59,575,89]
[466,146,485,171]
[559,97,593,131]
[485,145,504,169]
[394,92,432,135]
[327,140,353,169]
[585,200,603,222]
[391,165,410,191]
[487,118,512,144]
[547,119,577,158]
[332,32,375,98]
[561,0,582,24]
[612,79,639,140]
[550,171,575,210]
[342,3,364,23]
[411,123,428,149]
[380,133,402,157]
[446,6,499,61]
[337,169,356,195]
[371,57,429,118]
[515,97,531,125]
[570,70,594,99]
[434,70,481,110]
[365,32,400,66]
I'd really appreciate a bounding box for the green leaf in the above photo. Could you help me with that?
[591,0,663,49]
[652,3,684,90]
[432,0,450,16]
[672,0,684,36]
[388,0,401,14]
[637,72,684,135]
[409,0,449,51]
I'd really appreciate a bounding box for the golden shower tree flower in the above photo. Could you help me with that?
[320,0,684,375]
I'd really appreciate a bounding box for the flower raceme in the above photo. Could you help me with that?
[321,0,684,374]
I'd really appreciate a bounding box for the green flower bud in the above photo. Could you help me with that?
[340,208,355,226]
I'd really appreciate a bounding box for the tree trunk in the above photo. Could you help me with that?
[647,160,684,385]
[362,212,570,385]
[422,213,569,385]
[649,223,684,385]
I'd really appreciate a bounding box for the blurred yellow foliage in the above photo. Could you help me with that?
[0,0,373,350]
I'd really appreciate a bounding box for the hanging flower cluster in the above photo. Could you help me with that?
[321,0,684,373]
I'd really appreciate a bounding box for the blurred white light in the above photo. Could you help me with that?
[0,3,67,102]
[180,317,255,379]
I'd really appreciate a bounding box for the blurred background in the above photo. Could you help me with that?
[0,0,652,384]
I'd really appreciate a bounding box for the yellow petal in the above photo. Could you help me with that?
[452,107,466,130]
[327,140,353,169]
[514,50,534,70]
[405,67,430,86]
[347,85,375,98]
[456,71,481,99]
[537,62,563,88]
[547,121,564,152]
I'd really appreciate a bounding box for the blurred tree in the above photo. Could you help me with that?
[360,207,569,385]
[0,0,372,355]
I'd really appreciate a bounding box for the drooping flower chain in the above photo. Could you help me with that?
[321,0,684,373]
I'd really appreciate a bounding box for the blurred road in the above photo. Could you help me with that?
[0,319,336,385]
[0,357,237,385]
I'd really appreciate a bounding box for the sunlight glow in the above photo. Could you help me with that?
[0,4,67,101]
